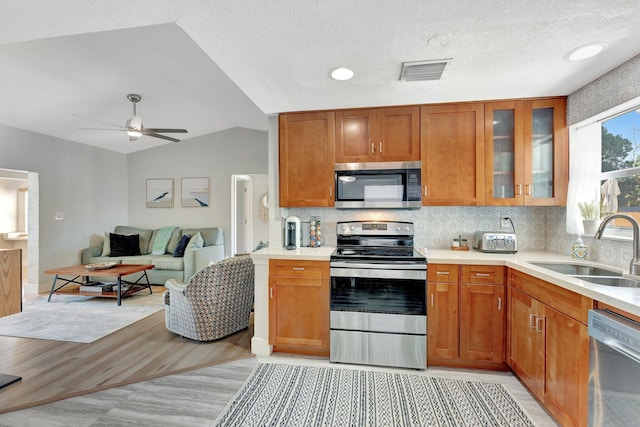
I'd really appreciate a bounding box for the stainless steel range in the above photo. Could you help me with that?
[329,220,427,370]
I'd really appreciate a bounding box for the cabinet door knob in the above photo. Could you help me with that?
[270,287,273,299]
[379,142,383,153]
[424,186,428,197]
[371,142,375,154]
[436,271,449,275]
[525,184,531,196]
[536,317,544,333]
[516,184,522,196]
[430,294,434,307]
[475,273,491,277]
[292,267,305,271]
[497,297,502,311]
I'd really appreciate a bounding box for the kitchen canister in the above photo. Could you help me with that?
[309,216,324,247]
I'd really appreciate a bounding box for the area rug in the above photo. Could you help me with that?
[0,292,163,343]
[214,363,536,427]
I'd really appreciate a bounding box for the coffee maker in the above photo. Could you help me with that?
[284,216,301,250]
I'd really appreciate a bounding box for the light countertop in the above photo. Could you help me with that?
[251,247,640,317]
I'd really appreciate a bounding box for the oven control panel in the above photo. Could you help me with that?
[338,221,413,236]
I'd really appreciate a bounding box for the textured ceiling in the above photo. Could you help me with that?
[0,0,639,153]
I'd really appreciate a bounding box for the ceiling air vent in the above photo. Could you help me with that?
[399,59,451,82]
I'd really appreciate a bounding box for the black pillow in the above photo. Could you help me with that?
[173,234,191,257]
[110,233,141,257]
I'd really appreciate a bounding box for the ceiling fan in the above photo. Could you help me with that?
[78,94,188,142]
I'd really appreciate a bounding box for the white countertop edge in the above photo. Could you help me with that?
[250,247,640,317]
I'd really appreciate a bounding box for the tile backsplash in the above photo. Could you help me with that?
[287,206,634,270]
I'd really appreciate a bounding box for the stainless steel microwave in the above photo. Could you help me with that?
[334,161,422,209]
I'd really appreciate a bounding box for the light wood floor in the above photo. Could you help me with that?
[0,285,253,414]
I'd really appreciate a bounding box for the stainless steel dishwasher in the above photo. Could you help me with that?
[588,309,640,427]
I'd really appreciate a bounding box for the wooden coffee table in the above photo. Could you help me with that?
[45,264,154,306]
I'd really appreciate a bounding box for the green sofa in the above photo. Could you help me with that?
[80,225,225,284]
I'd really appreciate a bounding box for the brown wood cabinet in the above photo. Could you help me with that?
[268,259,330,356]
[0,249,22,318]
[427,264,459,361]
[485,98,567,206]
[335,106,420,163]
[508,270,590,427]
[279,112,335,207]
[421,103,485,205]
[428,264,506,369]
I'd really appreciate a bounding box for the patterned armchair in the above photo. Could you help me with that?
[163,254,254,341]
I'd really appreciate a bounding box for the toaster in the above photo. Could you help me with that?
[473,231,518,253]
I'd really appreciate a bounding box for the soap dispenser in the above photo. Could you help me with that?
[571,235,588,260]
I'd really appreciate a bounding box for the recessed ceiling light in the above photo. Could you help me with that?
[330,67,354,81]
[565,43,605,61]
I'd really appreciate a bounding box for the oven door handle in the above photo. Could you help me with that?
[330,266,426,280]
[330,261,427,270]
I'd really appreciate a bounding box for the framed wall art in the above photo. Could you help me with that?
[146,178,174,208]
[181,177,210,207]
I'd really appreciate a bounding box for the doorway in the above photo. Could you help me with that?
[231,174,269,255]
[0,168,39,294]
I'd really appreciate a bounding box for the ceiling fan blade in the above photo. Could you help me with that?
[143,128,188,134]
[79,127,126,131]
[72,113,122,129]
[145,133,181,143]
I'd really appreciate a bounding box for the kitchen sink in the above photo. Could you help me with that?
[529,262,623,277]
[574,276,640,288]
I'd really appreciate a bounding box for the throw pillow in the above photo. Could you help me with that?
[185,232,204,252]
[101,232,111,257]
[151,226,178,255]
[172,234,191,257]
[109,233,141,257]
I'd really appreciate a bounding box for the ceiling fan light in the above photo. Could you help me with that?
[126,115,143,137]
[127,129,142,137]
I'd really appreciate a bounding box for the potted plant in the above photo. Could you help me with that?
[578,201,603,235]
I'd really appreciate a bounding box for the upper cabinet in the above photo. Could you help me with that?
[421,103,485,206]
[484,98,567,206]
[279,112,335,207]
[335,106,420,163]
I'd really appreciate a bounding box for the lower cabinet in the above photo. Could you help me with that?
[508,270,590,427]
[268,259,330,356]
[428,264,506,369]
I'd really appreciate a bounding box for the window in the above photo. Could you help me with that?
[600,109,640,231]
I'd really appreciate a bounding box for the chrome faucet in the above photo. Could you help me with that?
[594,214,640,276]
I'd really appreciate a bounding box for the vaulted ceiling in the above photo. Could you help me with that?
[0,1,638,153]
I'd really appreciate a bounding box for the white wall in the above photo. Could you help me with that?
[127,127,268,257]
[0,124,128,291]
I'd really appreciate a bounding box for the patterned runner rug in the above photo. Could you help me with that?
[214,362,536,427]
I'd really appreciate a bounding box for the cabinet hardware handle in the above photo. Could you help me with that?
[516,184,522,196]
[529,313,536,329]
[475,273,491,277]
[436,271,449,275]
[329,186,333,197]
[525,184,531,195]
[424,186,428,197]
[371,143,375,154]
[379,142,383,153]
[270,287,273,299]
[498,297,502,311]
[292,267,305,271]
[430,294,434,306]
[536,317,544,333]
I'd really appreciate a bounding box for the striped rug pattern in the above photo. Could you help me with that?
[214,363,535,427]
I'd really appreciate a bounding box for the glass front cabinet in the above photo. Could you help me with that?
[485,98,567,206]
